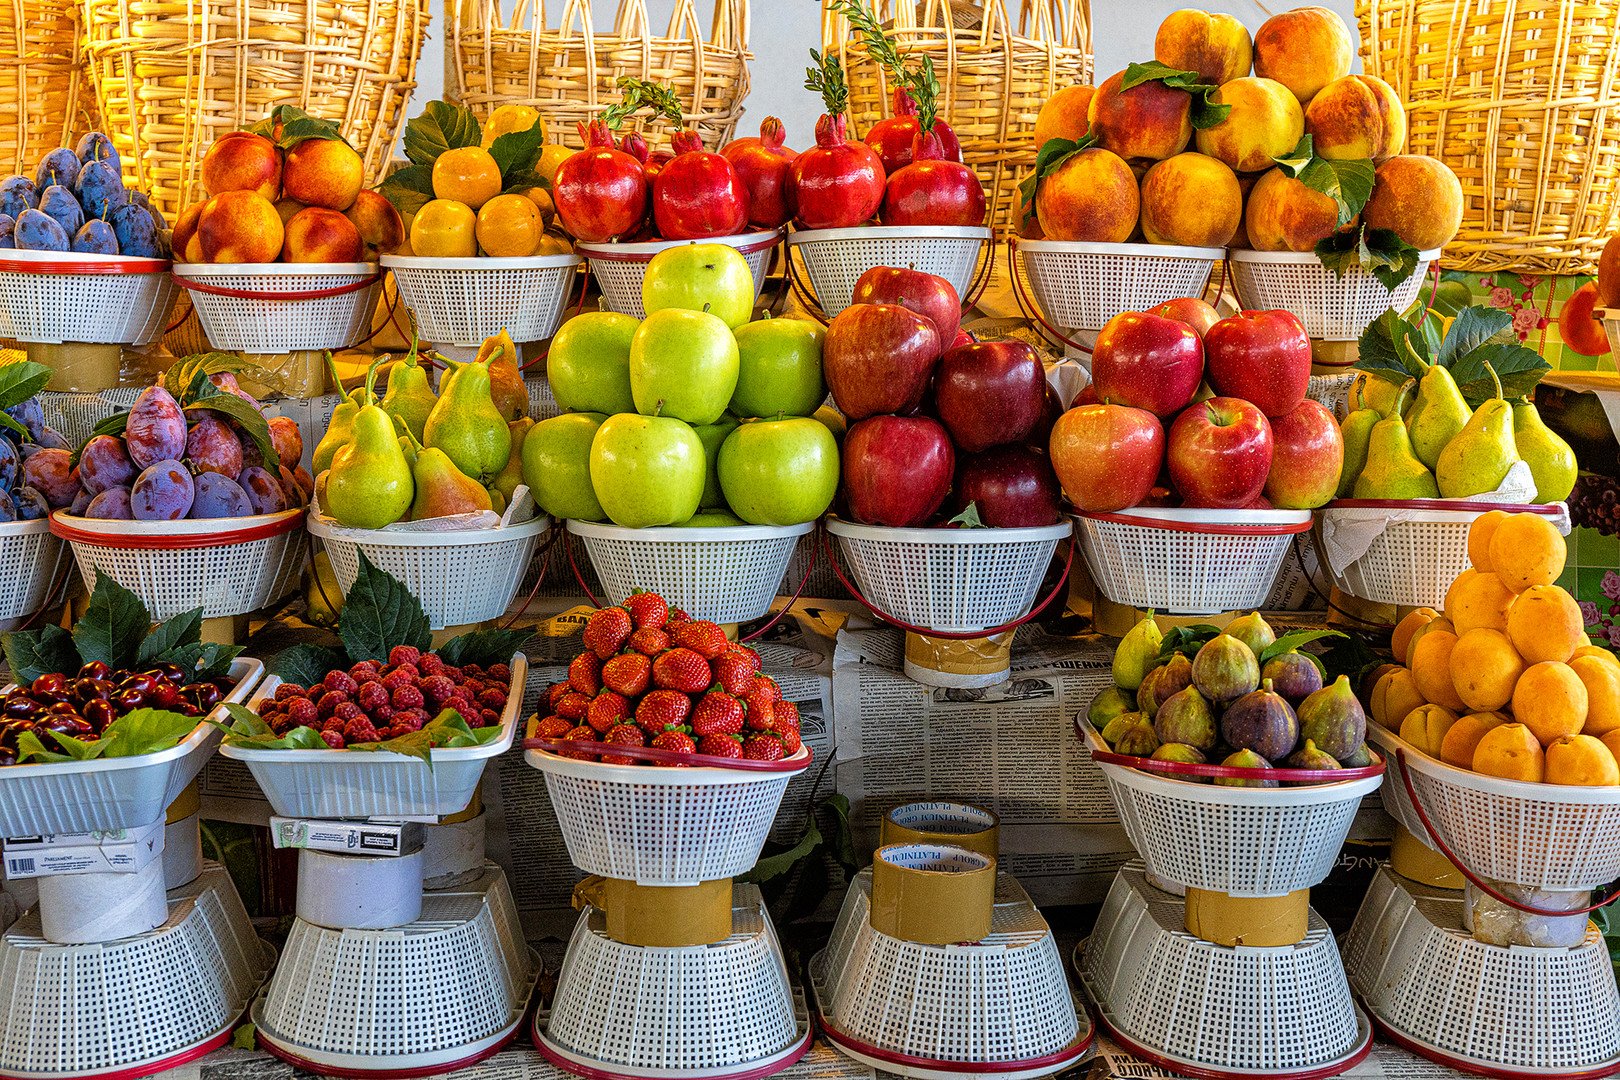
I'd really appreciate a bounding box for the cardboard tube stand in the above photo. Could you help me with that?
[423,810,487,891]
[881,802,999,859]
[295,848,424,930]
[1390,824,1464,889]
[869,843,996,945]
[1184,886,1311,947]
[574,876,733,947]
[39,857,168,944]
[163,813,203,889]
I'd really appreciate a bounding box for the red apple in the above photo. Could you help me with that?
[935,340,1047,453]
[953,445,1062,527]
[823,304,941,421]
[1203,309,1311,418]
[1074,383,1099,406]
[1167,396,1274,508]
[1559,281,1610,357]
[843,415,954,526]
[1150,297,1220,338]
[1049,403,1165,512]
[1090,311,1205,418]
[1264,399,1343,509]
[1024,384,1064,450]
[851,266,962,351]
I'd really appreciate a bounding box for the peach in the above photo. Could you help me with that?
[1088,70,1193,162]
[1195,77,1304,174]
[343,190,406,255]
[171,202,204,264]
[1253,6,1353,104]
[1229,172,1259,248]
[282,138,365,212]
[281,207,364,263]
[1472,723,1544,782]
[199,131,282,202]
[1245,166,1346,252]
[1155,9,1252,86]
[1363,155,1463,253]
[1033,85,1095,150]
[197,191,284,264]
[1034,147,1140,242]
[1139,152,1241,247]
[1305,75,1407,163]
[273,197,306,227]
[1599,234,1620,308]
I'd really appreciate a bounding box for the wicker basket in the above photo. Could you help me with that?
[81,0,429,219]
[1359,0,1620,275]
[0,0,91,177]
[825,0,1092,238]
[453,0,750,153]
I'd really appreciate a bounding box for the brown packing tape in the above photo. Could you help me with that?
[238,351,329,400]
[28,342,121,392]
[869,843,996,945]
[1183,887,1310,947]
[1391,824,1464,889]
[904,632,1012,689]
[1311,340,1359,371]
[881,802,1000,859]
[573,876,733,947]
[165,780,200,824]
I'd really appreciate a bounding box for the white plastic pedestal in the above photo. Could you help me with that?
[1343,864,1620,1079]
[1075,862,1372,1080]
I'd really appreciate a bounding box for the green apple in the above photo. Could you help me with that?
[730,316,827,418]
[522,412,608,521]
[717,417,839,526]
[641,242,756,329]
[589,413,705,528]
[628,308,740,426]
[681,509,745,527]
[693,413,741,509]
[813,404,846,442]
[547,311,639,414]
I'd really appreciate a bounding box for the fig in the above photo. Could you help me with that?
[1220,679,1299,762]
[1152,742,1210,782]
[1261,651,1323,705]
[1283,738,1344,785]
[1225,611,1275,657]
[1339,741,1374,768]
[1215,748,1279,788]
[1297,675,1367,761]
[1101,710,1145,747]
[1137,654,1194,717]
[1192,633,1260,702]
[1088,685,1136,730]
[1154,685,1218,751]
[1112,613,1163,691]
[1114,718,1161,757]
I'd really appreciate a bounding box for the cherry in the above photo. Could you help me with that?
[82,699,116,731]
[77,661,111,681]
[29,673,67,697]
[110,688,145,713]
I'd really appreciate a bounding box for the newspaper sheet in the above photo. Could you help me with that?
[1086,1034,1479,1080]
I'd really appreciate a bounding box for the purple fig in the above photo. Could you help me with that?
[1137,654,1194,717]
[1154,685,1218,751]
[1261,651,1323,705]
[1219,678,1298,762]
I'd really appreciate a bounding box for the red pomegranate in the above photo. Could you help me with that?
[652,131,750,239]
[787,113,885,230]
[864,87,963,175]
[722,117,798,230]
[881,129,987,227]
[553,120,648,243]
[619,132,673,185]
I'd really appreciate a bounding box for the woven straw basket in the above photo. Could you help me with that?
[825,0,1092,238]
[1359,0,1620,275]
[81,0,430,220]
[0,0,92,176]
[453,0,750,153]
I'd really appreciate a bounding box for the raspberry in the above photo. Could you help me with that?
[323,670,358,695]
[545,682,572,711]
[601,653,651,697]
[628,628,671,656]
[560,724,598,761]
[388,645,421,668]
[698,733,742,759]
[744,688,775,731]
[393,710,426,733]
[322,714,345,734]
[392,664,421,683]
[672,620,729,659]
[286,698,318,728]
[487,663,512,683]
[392,684,425,711]
[777,720,802,755]
[601,723,646,765]
[635,689,692,736]
[348,661,380,681]
[356,681,390,713]
[343,716,381,743]
[462,663,486,678]
[477,708,499,728]
[712,652,756,696]
[274,683,308,701]
[536,715,574,739]
[624,592,670,630]
[583,607,633,659]
[381,669,413,693]
[652,648,711,694]
[334,701,365,724]
[422,675,458,709]
[442,666,465,684]
[568,653,603,696]
[587,691,630,733]
[321,730,345,749]
[692,691,744,736]
[557,691,591,720]
[418,654,445,674]
[478,687,508,710]
[316,691,349,718]
[743,732,785,761]
[371,703,396,724]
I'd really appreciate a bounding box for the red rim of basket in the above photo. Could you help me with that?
[257,1008,530,1079]
[1361,1003,1620,1080]
[815,1008,1095,1074]
[533,1016,813,1080]
[1394,747,1620,917]
[172,268,381,301]
[1074,509,1313,536]
[0,255,171,276]
[49,509,304,549]
[1086,1004,1372,1080]
[578,233,783,262]
[526,736,812,773]
[1325,499,1565,515]
[0,1011,240,1080]
[1075,717,1387,783]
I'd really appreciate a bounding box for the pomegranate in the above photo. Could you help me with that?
[553,120,648,243]
[788,113,885,230]
[881,129,986,227]
[865,87,963,174]
[620,132,673,185]
[652,131,750,239]
[722,117,798,229]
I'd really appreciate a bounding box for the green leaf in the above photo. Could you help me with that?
[213,703,328,750]
[1437,305,1514,368]
[1451,342,1551,406]
[98,708,202,757]
[946,503,986,528]
[161,640,245,682]
[188,389,277,470]
[2,624,79,685]
[15,730,76,763]
[804,48,850,117]
[500,170,549,196]
[163,352,256,405]
[337,551,431,663]
[380,164,435,219]
[1296,157,1375,226]
[435,628,528,669]
[1156,624,1223,661]
[89,411,128,439]
[603,76,684,129]
[270,644,348,687]
[0,361,52,414]
[20,729,106,761]
[74,571,150,672]
[403,101,481,168]
[823,793,858,872]
[138,608,203,666]
[1362,228,1424,291]
[246,106,348,149]
[0,413,27,441]
[1120,61,1230,129]
[488,126,548,183]
[1273,133,1316,176]
[1257,629,1346,668]
[739,807,822,883]
[1018,135,1096,224]
[1354,308,1422,385]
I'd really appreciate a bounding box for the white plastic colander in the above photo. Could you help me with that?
[0,519,69,621]
[50,509,307,621]
[567,519,813,625]
[810,869,1092,1080]
[0,863,274,1079]
[1077,863,1372,1078]
[1074,508,1312,615]
[1343,865,1620,1078]
[1227,250,1441,341]
[0,251,178,345]
[382,254,582,347]
[172,262,381,352]
[578,231,781,320]
[1015,240,1221,332]
[536,883,811,1080]
[788,225,988,318]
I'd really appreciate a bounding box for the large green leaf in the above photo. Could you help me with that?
[1355,308,1423,385]
[1363,228,1424,291]
[1274,135,1374,225]
[73,571,150,671]
[2,624,79,685]
[1450,342,1551,407]
[1437,306,1514,368]
[245,106,348,149]
[380,164,435,219]
[0,361,52,414]
[337,552,431,663]
[189,389,277,469]
[269,644,348,688]
[138,608,203,666]
[403,101,481,168]
[488,126,548,183]
[1017,135,1097,224]
[1120,61,1231,129]
[436,628,528,670]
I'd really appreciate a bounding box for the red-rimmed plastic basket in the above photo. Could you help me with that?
[787,225,992,319]
[1228,249,1441,341]
[50,509,306,621]
[1014,239,1221,334]
[171,262,381,352]
[381,253,583,348]
[0,250,178,345]
[577,231,781,320]
[1073,508,1312,615]
[0,518,70,621]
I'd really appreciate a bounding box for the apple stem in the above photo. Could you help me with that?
[702,303,711,314]
[654,400,665,417]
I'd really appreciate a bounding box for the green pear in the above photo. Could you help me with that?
[397,426,420,471]
[1512,398,1577,503]
[423,350,512,484]
[379,347,437,443]
[325,357,413,529]
[411,446,493,520]
[1436,364,1519,498]
[493,418,533,504]
[312,353,365,475]
[489,486,506,515]
[1406,364,1472,470]
[1336,384,1382,499]
[1357,373,1410,419]
[1112,613,1163,691]
[1354,380,1439,499]
[692,414,741,509]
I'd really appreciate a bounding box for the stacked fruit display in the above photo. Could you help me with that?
[525,244,837,529]
[1050,300,1341,511]
[172,106,404,265]
[1089,611,1371,783]
[529,592,801,764]
[0,133,169,257]
[1368,511,1620,786]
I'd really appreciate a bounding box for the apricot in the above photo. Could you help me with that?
[1406,616,1455,669]
[1381,668,1427,731]
[1033,85,1095,149]
[1363,155,1464,253]
[1391,608,1438,671]
[1572,654,1620,737]
[197,191,284,264]
[1195,78,1304,175]
[1512,661,1588,746]
[1034,147,1140,243]
[1506,585,1585,664]
[1472,723,1545,782]
[344,190,406,255]
[1244,167,1344,252]
[1545,734,1620,786]
[1400,703,1458,758]
[200,131,282,202]
[1603,729,1620,765]
[1371,669,1395,727]
[1440,711,1508,769]
[1155,9,1252,86]
[1449,628,1524,713]
[1088,69,1193,162]
[1488,513,1567,592]
[283,138,365,212]
[1139,152,1242,247]
[1573,645,1620,668]
[1448,571,1516,635]
[1304,75,1407,163]
[1468,509,1509,573]
[1252,6,1353,105]
[1411,630,1466,712]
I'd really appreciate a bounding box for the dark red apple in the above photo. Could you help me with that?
[1024,384,1064,450]
[953,445,1062,527]
[1048,402,1165,512]
[843,415,955,526]
[1091,311,1204,418]
[1204,309,1312,418]
[823,304,941,420]
[1264,399,1343,509]
[935,340,1047,452]
[1167,396,1274,508]
[850,265,962,351]
[1149,297,1220,338]
[1073,383,1099,406]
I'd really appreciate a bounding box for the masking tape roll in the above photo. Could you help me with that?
[295,848,423,930]
[38,858,168,944]
[166,781,201,824]
[573,875,734,946]
[163,812,203,889]
[423,810,487,891]
[881,802,999,859]
[1390,824,1464,890]
[904,632,1013,689]
[869,843,996,945]
[1183,886,1310,947]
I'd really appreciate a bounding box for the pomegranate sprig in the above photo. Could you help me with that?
[804,48,850,117]
[829,0,941,133]
[603,75,684,131]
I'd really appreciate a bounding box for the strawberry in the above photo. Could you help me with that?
[628,628,671,656]
[698,733,743,759]
[560,724,599,761]
[535,715,574,739]
[651,729,696,765]
[568,652,602,696]
[691,690,744,736]
[545,682,572,712]
[602,653,652,697]
[751,675,782,703]
[743,732,785,761]
[652,648,712,694]
[624,592,670,631]
[635,689,691,735]
[744,687,775,731]
[774,699,799,729]
[776,720,802,755]
[583,607,633,659]
[601,723,646,766]
[724,642,762,674]
[556,691,592,721]
[668,607,692,624]
[586,691,631,733]
[672,620,729,659]
[712,652,756,696]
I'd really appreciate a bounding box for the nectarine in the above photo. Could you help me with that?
[1033,85,1095,150]
[200,132,282,202]
[1139,152,1241,247]
[170,202,204,264]
[1305,75,1407,163]
[1088,70,1192,162]
[282,207,364,263]
[1364,155,1463,252]
[282,138,364,212]
[197,191,284,263]
[1252,6,1353,104]
[343,190,406,255]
